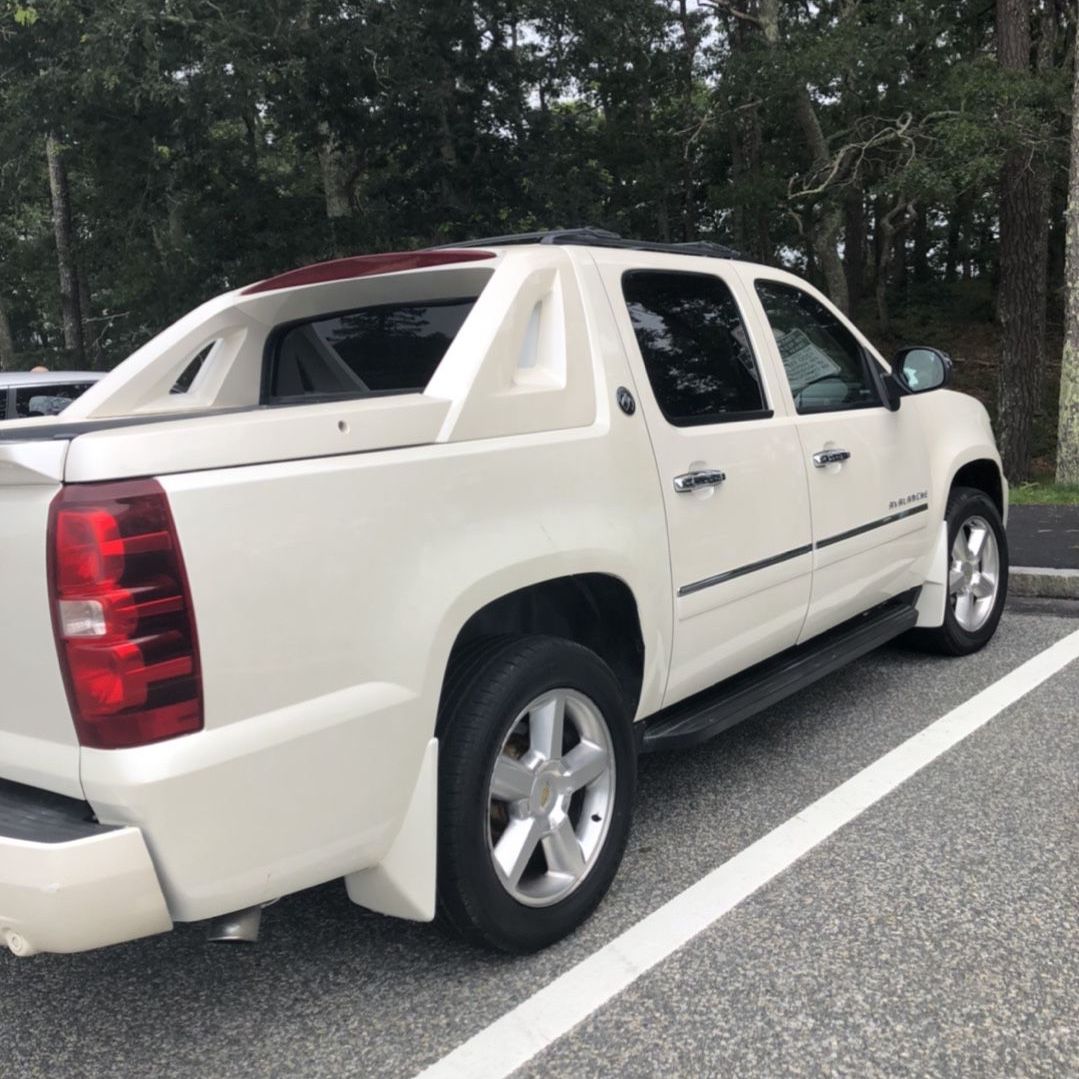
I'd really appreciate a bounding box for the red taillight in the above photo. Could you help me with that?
[48,479,203,749]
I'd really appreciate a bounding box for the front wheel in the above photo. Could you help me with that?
[436,636,636,953]
[914,486,1009,655]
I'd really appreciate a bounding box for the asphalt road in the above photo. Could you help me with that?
[2,601,1077,1079]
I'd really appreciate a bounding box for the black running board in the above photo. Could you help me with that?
[641,596,919,753]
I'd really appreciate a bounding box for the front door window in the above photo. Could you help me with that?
[754,280,881,413]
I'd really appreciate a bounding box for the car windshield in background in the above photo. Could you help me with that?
[267,297,478,405]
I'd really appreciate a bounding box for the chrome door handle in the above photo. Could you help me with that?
[673,469,726,493]
[812,448,851,468]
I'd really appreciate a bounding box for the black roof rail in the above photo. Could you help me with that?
[433,227,745,261]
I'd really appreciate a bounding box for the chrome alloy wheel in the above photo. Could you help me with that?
[949,514,1000,632]
[486,689,616,907]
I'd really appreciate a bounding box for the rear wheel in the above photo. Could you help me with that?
[436,636,636,953]
[913,486,1008,655]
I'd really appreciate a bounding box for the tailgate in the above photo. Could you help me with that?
[0,440,82,797]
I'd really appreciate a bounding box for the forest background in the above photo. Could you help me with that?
[1,0,1076,485]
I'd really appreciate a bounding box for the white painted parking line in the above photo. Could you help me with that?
[415,629,1079,1079]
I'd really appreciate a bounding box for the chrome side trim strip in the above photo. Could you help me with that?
[677,503,929,597]
[678,544,813,597]
[815,502,928,549]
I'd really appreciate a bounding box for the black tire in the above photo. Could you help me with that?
[909,486,1008,656]
[436,635,636,953]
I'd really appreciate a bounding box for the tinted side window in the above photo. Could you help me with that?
[266,298,476,404]
[754,280,881,413]
[15,383,94,417]
[622,271,767,426]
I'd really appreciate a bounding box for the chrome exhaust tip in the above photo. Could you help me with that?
[206,905,262,943]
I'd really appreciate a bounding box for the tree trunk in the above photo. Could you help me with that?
[793,86,850,314]
[1056,41,1079,486]
[778,0,858,314]
[727,111,749,253]
[436,73,464,218]
[804,238,817,282]
[945,190,973,282]
[1048,176,1068,303]
[757,0,780,45]
[870,196,884,290]
[995,0,1049,481]
[912,205,931,283]
[0,295,14,371]
[78,271,102,370]
[977,207,996,281]
[316,121,351,222]
[676,0,699,242]
[809,207,849,314]
[876,199,916,337]
[750,123,771,261]
[844,187,866,310]
[726,13,769,259]
[894,232,909,292]
[945,205,961,282]
[45,132,85,367]
[656,198,671,244]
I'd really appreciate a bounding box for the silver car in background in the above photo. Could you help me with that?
[0,370,104,421]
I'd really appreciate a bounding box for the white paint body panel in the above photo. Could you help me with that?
[0,243,1004,954]
[0,444,82,798]
[0,827,172,957]
[736,264,933,641]
[345,738,438,921]
[593,249,813,703]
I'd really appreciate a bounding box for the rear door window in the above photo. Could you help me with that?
[265,297,477,405]
[621,270,769,426]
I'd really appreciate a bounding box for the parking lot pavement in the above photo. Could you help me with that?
[517,644,1079,1078]
[2,604,1076,1079]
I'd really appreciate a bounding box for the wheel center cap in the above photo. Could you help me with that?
[531,764,564,816]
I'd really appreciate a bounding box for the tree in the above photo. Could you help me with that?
[0,297,13,370]
[995,0,1050,482]
[1057,41,1079,486]
[0,0,1070,435]
[45,132,85,366]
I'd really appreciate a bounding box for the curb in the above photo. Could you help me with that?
[1009,567,1079,601]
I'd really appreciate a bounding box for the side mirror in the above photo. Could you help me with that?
[882,372,903,412]
[893,346,952,394]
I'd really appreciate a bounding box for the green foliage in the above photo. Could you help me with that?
[1009,480,1079,505]
[0,0,1071,375]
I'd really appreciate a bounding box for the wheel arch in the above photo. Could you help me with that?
[916,453,1008,631]
[950,458,1005,518]
[439,573,647,723]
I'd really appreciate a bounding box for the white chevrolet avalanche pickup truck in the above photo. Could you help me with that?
[0,228,1008,957]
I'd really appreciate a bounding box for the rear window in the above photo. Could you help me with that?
[15,383,95,417]
[264,297,477,405]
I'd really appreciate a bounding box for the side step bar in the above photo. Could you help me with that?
[642,597,919,753]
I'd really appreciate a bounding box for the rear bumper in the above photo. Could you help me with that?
[0,778,172,957]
